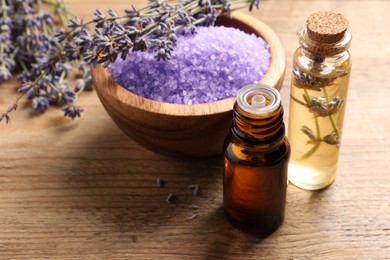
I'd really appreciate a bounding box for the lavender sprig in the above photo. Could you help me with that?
[0,0,91,123]
[1,0,259,124]
[0,0,15,81]
[61,0,259,67]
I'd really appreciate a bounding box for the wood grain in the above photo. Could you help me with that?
[1,0,390,259]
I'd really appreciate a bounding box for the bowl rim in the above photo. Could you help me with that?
[94,11,285,116]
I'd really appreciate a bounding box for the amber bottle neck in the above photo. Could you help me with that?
[232,103,286,147]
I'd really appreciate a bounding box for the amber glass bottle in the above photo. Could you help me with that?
[223,84,290,235]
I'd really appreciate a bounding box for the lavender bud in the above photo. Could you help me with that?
[69,17,82,28]
[93,9,104,18]
[18,82,32,93]
[198,0,207,7]
[32,96,50,112]
[323,131,340,145]
[149,0,162,9]
[156,48,166,61]
[0,67,12,81]
[75,79,85,92]
[61,105,84,120]
[170,34,177,44]
[27,89,37,100]
[250,0,260,11]
[133,38,148,52]
[58,87,77,105]
[102,59,111,68]
[189,204,200,210]
[156,177,164,188]
[7,103,17,113]
[222,3,232,14]
[186,212,198,221]
[107,9,118,18]
[193,186,200,197]
[120,51,127,60]
[166,193,175,204]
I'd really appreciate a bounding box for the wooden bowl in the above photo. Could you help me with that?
[92,11,285,157]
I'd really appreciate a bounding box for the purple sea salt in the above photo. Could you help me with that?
[108,26,271,104]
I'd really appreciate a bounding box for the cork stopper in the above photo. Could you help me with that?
[306,11,349,44]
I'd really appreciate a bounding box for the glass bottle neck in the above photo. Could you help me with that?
[232,103,286,148]
[298,27,352,58]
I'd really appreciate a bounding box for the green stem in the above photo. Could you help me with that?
[18,59,28,71]
[5,70,47,109]
[299,116,322,160]
[1,0,7,12]
[299,140,321,160]
[299,89,322,160]
[42,0,72,23]
[37,0,50,36]
[76,85,85,96]
[322,87,341,138]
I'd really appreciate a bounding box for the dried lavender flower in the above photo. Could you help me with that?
[32,96,50,112]
[166,193,175,204]
[0,0,91,123]
[62,0,260,65]
[61,105,83,120]
[323,131,340,145]
[186,212,199,221]
[1,0,260,123]
[187,184,200,197]
[156,177,164,188]
[303,95,343,117]
[189,204,200,210]
[193,186,200,197]
[301,126,317,142]
[293,65,336,91]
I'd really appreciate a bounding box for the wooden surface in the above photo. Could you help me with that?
[0,0,389,259]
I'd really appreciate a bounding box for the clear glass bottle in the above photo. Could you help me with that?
[288,11,352,190]
[223,83,290,235]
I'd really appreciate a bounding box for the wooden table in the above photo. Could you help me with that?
[1,0,389,258]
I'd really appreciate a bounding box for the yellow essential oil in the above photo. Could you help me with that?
[288,11,352,190]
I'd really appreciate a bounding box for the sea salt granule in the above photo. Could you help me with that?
[108,26,271,104]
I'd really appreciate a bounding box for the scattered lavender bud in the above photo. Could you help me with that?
[61,105,83,120]
[186,184,200,196]
[193,185,200,197]
[156,177,164,188]
[166,193,175,204]
[186,212,198,221]
[7,103,17,113]
[250,0,260,11]
[189,204,200,210]
[1,114,10,124]
[186,184,198,189]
